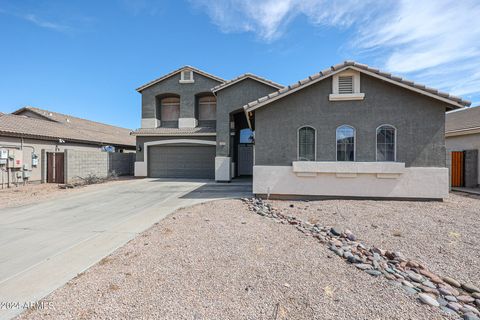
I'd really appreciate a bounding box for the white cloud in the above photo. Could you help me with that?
[191,0,480,104]
[22,14,70,32]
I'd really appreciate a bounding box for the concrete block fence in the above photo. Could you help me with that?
[64,150,135,184]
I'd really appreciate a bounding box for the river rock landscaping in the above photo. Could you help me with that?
[244,197,480,319]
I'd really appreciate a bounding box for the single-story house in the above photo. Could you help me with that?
[132,61,470,200]
[446,106,480,188]
[0,106,135,185]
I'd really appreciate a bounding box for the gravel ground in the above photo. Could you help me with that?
[18,199,457,320]
[0,177,133,209]
[268,192,480,286]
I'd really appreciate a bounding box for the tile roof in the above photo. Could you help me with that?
[243,61,471,113]
[446,106,480,134]
[136,66,225,92]
[131,127,216,136]
[212,73,284,92]
[2,107,135,147]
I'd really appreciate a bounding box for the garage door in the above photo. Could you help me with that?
[148,145,215,179]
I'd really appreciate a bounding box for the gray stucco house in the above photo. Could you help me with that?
[132,61,470,200]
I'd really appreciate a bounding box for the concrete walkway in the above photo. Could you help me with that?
[0,178,251,319]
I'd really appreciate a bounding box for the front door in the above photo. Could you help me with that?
[237,144,253,176]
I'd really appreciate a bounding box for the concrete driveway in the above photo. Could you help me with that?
[0,178,251,319]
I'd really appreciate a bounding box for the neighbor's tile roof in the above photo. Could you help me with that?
[136,66,225,92]
[212,73,284,92]
[243,61,471,112]
[131,127,216,136]
[2,107,135,147]
[446,106,480,133]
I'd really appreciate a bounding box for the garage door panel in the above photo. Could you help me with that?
[148,145,215,179]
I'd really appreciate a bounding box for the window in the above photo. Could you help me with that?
[240,128,254,144]
[298,126,316,161]
[336,125,355,161]
[160,96,180,127]
[198,96,216,121]
[180,70,194,83]
[376,125,396,161]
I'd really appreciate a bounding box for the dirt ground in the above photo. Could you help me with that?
[17,195,480,320]
[0,177,134,209]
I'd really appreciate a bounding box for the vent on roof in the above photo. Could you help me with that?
[338,76,354,94]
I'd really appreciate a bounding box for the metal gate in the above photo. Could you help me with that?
[451,151,464,187]
[47,152,65,183]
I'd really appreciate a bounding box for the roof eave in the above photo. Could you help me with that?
[212,74,283,93]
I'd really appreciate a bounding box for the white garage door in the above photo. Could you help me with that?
[148,145,215,179]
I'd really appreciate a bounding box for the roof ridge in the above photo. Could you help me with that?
[212,73,283,93]
[136,65,225,92]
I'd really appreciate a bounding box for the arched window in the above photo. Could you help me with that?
[376,125,396,161]
[160,96,180,127]
[298,126,316,161]
[336,125,355,161]
[198,95,216,127]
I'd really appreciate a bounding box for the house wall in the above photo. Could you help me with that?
[215,78,280,181]
[254,74,447,167]
[140,71,222,127]
[446,132,480,187]
[0,135,103,184]
[252,73,449,199]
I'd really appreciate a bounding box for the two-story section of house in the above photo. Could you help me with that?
[132,66,282,180]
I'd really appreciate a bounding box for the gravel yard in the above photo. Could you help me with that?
[17,194,480,320]
[269,192,480,286]
[0,178,133,209]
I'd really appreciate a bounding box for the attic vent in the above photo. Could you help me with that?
[338,76,354,94]
[180,70,194,83]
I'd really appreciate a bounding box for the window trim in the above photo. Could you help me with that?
[180,70,194,83]
[375,124,397,162]
[330,70,364,101]
[297,125,317,161]
[336,125,356,162]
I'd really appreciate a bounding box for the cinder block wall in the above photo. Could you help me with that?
[64,150,134,184]
[464,149,479,188]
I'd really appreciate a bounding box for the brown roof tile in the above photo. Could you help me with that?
[446,106,480,133]
[131,127,216,136]
[3,107,135,147]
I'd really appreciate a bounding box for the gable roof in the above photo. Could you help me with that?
[446,106,480,136]
[212,73,283,93]
[136,66,225,92]
[243,61,471,113]
[5,106,135,147]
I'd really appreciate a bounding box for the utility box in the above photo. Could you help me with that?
[0,149,7,159]
[8,149,23,169]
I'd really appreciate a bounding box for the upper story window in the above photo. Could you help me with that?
[376,125,396,162]
[180,70,194,83]
[330,70,365,101]
[336,125,355,161]
[298,126,316,161]
[197,95,216,127]
[160,96,180,127]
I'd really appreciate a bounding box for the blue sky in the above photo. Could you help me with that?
[1,0,479,129]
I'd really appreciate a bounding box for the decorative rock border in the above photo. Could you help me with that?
[242,198,480,320]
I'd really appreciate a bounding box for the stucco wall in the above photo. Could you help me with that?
[215,78,280,157]
[254,74,447,168]
[0,135,102,183]
[140,71,222,121]
[446,132,480,186]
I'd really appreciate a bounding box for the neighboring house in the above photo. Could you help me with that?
[446,106,480,188]
[0,106,135,184]
[133,61,470,200]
